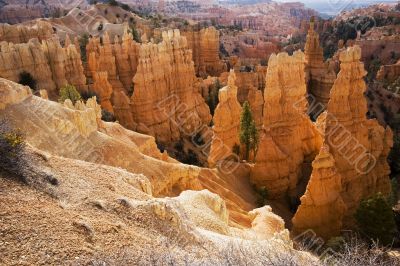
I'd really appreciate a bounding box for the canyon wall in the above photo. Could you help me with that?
[208,70,242,167]
[251,51,322,199]
[0,21,53,43]
[86,29,140,125]
[131,29,212,143]
[292,46,393,240]
[0,37,86,99]
[305,20,336,119]
[183,26,226,77]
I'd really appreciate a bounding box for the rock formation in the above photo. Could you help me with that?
[0,37,86,99]
[251,51,322,199]
[377,59,400,83]
[0,21,53,43]
[208,70,242,167]
[292,46,393,240]
[131,29,212,143]
[305,19,336,119]
[182,26,226,77]
[91,72,114,113]
[86,29,141,128]
[247,87,264,130]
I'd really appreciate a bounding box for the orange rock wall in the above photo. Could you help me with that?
[183,26,226,77]
[0,21,53,43]
[131,29,212,143]
[0,37,86,99]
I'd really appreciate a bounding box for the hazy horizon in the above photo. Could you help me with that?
[275,0,399,16]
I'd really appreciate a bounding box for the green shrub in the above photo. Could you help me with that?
[18,71,37,91]
[58,84,82,104]
[355,192,397,246]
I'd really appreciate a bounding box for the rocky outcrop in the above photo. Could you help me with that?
[208,70,242,167]
[305,20,336,119]
[251,51,322,199]
[0,37,86,99]
[131,29,212,143]
[0,21,53,43]
[292,46,393,240]
[377,59,400,83]
[183,26,226,77]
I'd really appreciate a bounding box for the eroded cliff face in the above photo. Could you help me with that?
[131,29,212,143]
[251,51,322,199]
[0,21,53,43]
[208,70,242,167]
[182,26,226,77]
[292,46,393,240]
[305,21,336,119]
[86,29,140,128]
[377,59,400,83]
[0,37,86,98]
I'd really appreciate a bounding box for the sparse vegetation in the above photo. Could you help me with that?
[129,24,141,43]
[206,79,222,116]
[58,84,82,104]
[78,34,89,62]
[18,71,37,91]
[355,193,397,246]
[239,101,259,161]
[108,0,118,6]
[0,120,58,187]
[367,58,382,81]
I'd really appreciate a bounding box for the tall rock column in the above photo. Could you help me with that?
[293,46,393,240]
[208,70,242,167]
[305,19,336,118]
[251,51,322,199]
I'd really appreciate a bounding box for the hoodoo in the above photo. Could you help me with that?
[251,51,322,199]
[293,46,393,239]
[208,69,242,167]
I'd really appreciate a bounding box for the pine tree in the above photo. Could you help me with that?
[58,84,82,105]
[249,120,259,160]
[240,101,258,160]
